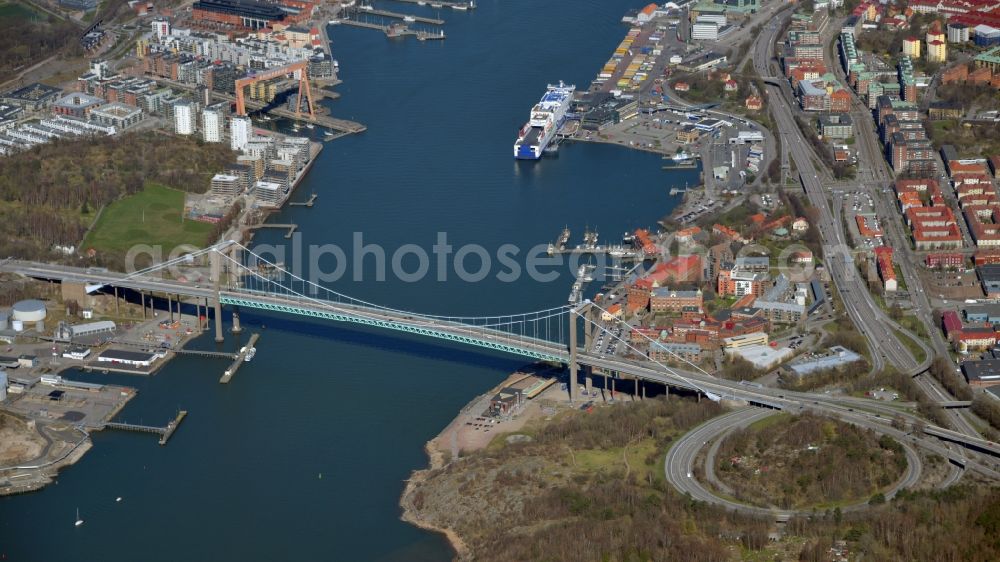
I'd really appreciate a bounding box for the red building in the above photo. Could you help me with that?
[926,253,965,268]
[627,278,653,311]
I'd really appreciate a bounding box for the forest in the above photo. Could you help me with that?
[713,413,906,509]
[0,133,233,260]
[0,7,81,82]
[406,397,1000,561]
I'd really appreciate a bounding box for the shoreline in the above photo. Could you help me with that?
[399,439,469,560]
[399,365,570,559]
[398,369,544,559]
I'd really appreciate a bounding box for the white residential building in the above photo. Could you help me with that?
[174,102,195,135]
[202,107,225,143]
[152,18,170,40]
[230,116,251,151]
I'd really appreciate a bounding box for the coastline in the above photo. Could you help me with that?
[399,365,575,559]
[398,368,554,559]
[399,439,469,560]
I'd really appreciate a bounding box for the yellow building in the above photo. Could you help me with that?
[927,39,947,63]
[903,37,921,58]
[722,332,769,350]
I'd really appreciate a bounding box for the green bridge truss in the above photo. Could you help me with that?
[219,294,568,363]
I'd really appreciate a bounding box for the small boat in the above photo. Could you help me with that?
[403,15,415,22]
[244,347,256,362]
[75,508,84,527]
[360,4,374,11]
[452,3,467,10]
[116,497,122,503]
[260,114,271,121]
[328,19,341,25]
[417,1,426,4]
[305,123,314,129]
[431,2,442,7]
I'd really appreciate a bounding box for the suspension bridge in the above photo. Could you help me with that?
[4,243,1000,465]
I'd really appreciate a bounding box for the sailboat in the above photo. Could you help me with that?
[75,508,84,527]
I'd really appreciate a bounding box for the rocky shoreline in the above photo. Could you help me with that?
[398,367,558,560]
[399,439,469,560]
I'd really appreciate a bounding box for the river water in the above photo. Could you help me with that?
[0,2,696,560]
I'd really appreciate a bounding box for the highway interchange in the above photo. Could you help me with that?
[663,407,924,520]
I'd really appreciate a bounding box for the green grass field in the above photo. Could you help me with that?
[82,183,212,255]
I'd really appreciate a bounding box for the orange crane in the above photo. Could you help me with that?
[234,60,314,118]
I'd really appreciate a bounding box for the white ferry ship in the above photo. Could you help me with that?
[513,81,576,160]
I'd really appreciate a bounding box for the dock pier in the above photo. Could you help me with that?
[289,194,318,207]
[102,410,187,446]
[109,340,238,360]
[221,333,260,384]
[382,0,475,9]
[546,245,644,261]
[339,19,446,40]
[158,411,187,445]
[663,160,698,169]
[347,6,444,24]
[248,223,298,238]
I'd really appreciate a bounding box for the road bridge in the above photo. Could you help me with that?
[4,242,1000,472]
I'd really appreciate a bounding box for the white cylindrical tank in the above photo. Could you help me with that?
[11,320,24,332]
[12,299,46,323]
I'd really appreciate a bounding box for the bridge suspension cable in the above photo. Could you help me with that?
[213,245,571,346]
[222,242,571,324]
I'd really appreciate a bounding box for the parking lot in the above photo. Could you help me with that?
[591,322,625,359]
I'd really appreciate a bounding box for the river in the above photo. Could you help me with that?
[0,1,696,560]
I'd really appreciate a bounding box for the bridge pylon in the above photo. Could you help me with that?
[211,250,224,343]
[568,301,594,404]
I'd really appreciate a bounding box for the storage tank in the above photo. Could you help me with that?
[11,320,24,332]
[12,299,46,323]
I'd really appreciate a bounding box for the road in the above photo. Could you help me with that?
[751,13,934,377]
[823,18,984,440]
[7,257,1000,474]
[751,11,981,483]
[663,407,923,519]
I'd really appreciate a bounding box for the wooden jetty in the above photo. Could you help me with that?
[248,223,298,238]
[102,410,188,446]
[289,194,318,207]
[221,333,260,384]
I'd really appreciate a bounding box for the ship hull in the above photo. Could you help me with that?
[512,81,575,160]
